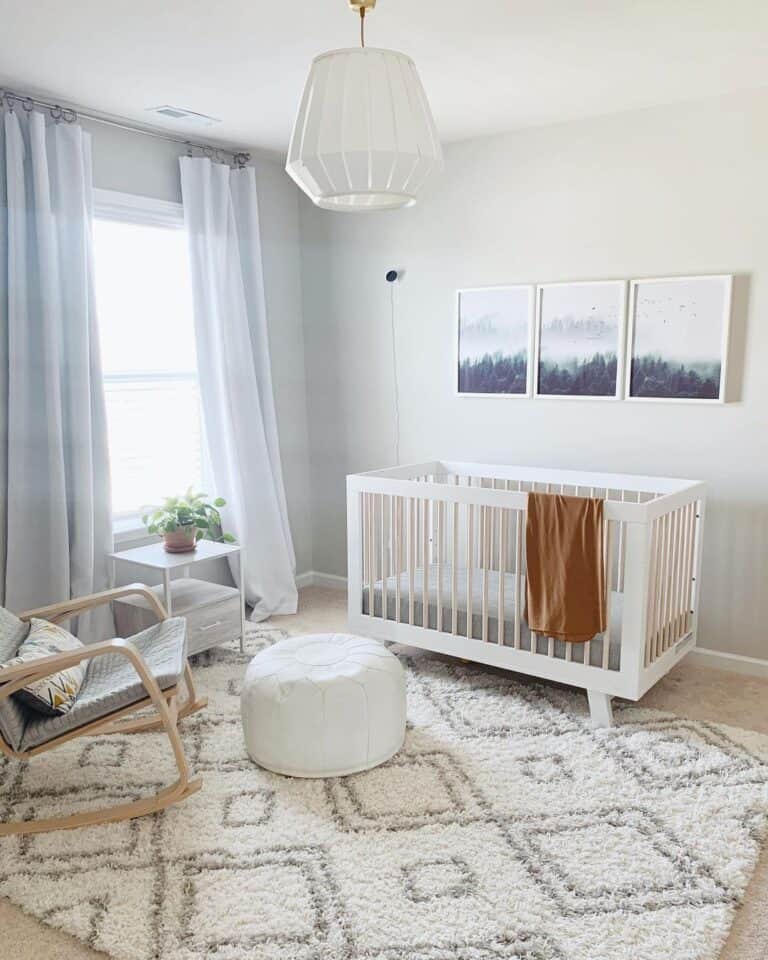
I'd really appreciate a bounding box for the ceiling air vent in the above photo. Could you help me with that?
[146,105,221,127]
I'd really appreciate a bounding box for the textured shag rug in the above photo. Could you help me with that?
[1,624,768,960]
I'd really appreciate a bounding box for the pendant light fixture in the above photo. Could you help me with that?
[286,0,443,212]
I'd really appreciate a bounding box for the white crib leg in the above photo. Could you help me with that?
[587,690,613,728]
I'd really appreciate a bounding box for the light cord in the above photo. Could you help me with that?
[360,8,366,47]
[389,282,401,465]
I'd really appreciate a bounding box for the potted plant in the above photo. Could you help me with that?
[142,490,237,554]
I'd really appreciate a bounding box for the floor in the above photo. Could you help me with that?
[1,585,767,960]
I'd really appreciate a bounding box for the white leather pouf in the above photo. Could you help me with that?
[241,633,406,778]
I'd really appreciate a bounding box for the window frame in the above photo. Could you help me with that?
[93,189,202,542]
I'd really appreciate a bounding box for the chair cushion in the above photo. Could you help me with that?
[20,617,188,751]
[3,619,85,717]
[0,607,32,751]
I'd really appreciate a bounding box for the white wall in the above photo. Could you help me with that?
[299,88,768,659]
[83,120,314,576]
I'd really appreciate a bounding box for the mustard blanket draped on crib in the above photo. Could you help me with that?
[525,492,607,643]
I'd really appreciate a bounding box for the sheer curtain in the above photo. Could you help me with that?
[180,157,297,620]
[0,109,112,635]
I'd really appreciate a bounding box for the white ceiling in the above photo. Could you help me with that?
[1,0,767,154]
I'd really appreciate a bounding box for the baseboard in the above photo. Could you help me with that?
[685,647,768,679]
[295,571,348,591]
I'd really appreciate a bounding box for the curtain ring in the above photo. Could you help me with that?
[50,104,63,122]
[234,152,249,169]
[23,97,34,113]
[62,107,76,123]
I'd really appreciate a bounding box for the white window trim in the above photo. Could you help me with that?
[94,188,184,229]
[94,189,199,542]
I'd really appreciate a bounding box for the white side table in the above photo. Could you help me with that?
[109,540,247,653]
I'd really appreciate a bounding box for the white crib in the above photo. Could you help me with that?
[347,461,705,727]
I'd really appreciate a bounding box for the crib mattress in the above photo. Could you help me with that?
[363,564,622,671]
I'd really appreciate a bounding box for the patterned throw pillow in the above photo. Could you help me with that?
[2,619,86,716]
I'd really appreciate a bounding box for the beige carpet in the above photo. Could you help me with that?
[1,585,767,959]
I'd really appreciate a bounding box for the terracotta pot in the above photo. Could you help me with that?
[163,527,198,554]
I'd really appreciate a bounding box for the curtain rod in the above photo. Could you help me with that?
[0,89,251,167]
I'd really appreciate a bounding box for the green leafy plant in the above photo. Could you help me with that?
[142,489,236,544]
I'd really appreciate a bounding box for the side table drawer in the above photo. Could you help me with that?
[186,596,242,655]
[113,579,242,656]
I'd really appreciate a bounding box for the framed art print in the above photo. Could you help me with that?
[626,275,732,402]
[457,285,534,397]
[534,280,626,398]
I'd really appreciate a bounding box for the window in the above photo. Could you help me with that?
[93,191,205,531]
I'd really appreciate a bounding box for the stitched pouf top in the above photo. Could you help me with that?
[241,633,406,778]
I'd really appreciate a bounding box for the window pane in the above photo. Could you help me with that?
[94,219,197,375]
[93,213,204,520]
[104,378,203,516]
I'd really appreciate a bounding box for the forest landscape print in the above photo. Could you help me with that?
[457,286,532,395]
[536,281,624,397]
[628,276,731,401]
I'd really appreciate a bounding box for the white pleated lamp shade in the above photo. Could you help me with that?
[286,47,443,211]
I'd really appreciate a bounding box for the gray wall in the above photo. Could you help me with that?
[84,120,313,577]
[299,88,768,658]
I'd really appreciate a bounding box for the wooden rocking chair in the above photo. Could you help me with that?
[0,584,207,836]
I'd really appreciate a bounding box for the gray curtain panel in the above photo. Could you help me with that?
[0,109,112,638]
[180,157,297,620]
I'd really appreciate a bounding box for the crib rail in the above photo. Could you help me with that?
[645,499,702,666]
[356,482,628,672]
[348,462,705,698]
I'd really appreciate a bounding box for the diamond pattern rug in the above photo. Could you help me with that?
[1,625,768,960]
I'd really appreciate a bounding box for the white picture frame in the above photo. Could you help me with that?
[625,274,732,403]
[456,285,535,398]
[533,280,627,400]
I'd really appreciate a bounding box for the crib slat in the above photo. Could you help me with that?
[436,500,443,633]
[675,505,686,639]
[689,499,703,631]
[394,497,402,623]
[452,498,459,634]
[652,514,663,661]
[644,518,658,666]
[683,501,695,633]
[667,510,683,648]
[671,508,681,648]
[670,508,683,644]
[618,491,626,592]
[602,519,614,670]
[661,509,673,652]
[482,505,489,644]
[422,497,429,628]
[679,503,692,637]
[408,497,415,625]
[671,508,682,648]
[368,493,375,618]
[466,502,474,640]
[498,508,506,646]
[682,503,694,635]
[514,510,522,649]
[381,494,388,619]
[663,509,678,651]
[361,492,367,589]
[490,481,496,564]
[657,513,671,660]
[653,514,666,661]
